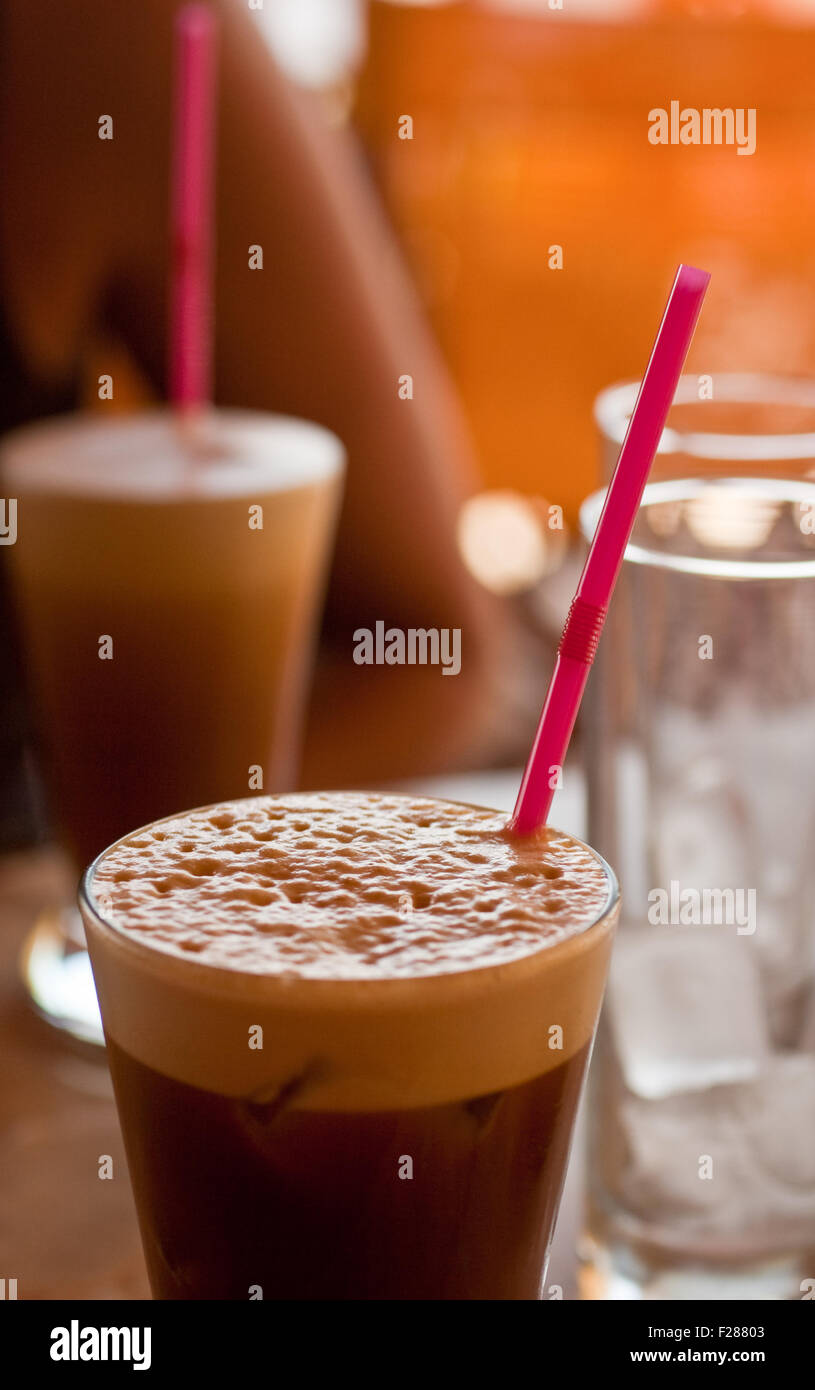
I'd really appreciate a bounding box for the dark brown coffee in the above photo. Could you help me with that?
[106,1036,590,1300]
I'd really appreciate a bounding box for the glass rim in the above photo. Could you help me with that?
[79,791,620,998]
[579,476,815,580]
[595,372,815,460]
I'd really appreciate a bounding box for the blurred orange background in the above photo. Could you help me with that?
[351,0,815,523]
[93,0,815,528]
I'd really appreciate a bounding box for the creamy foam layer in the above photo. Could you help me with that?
[92,794,611,977]
[0,408,343,499]
[83,795,618,1109]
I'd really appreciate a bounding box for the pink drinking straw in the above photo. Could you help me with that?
[510,264,710,836]
[169,5,218,411]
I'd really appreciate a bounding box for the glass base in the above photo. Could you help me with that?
[20,906,104,1048]
[579,1233,809,1301]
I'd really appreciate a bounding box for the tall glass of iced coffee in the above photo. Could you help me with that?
[81,791,618,1300]
[2,409,343,1040]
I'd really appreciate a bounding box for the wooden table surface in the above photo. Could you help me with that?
[0,848,149,1300]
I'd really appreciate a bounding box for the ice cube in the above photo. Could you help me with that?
[651,778,750,895]
[613,1054,815,1245]
[607,929,769,1100]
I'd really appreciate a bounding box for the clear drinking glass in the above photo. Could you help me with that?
[580,379,815,1299]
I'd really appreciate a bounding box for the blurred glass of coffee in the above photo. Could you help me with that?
[1,408,344,1042]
